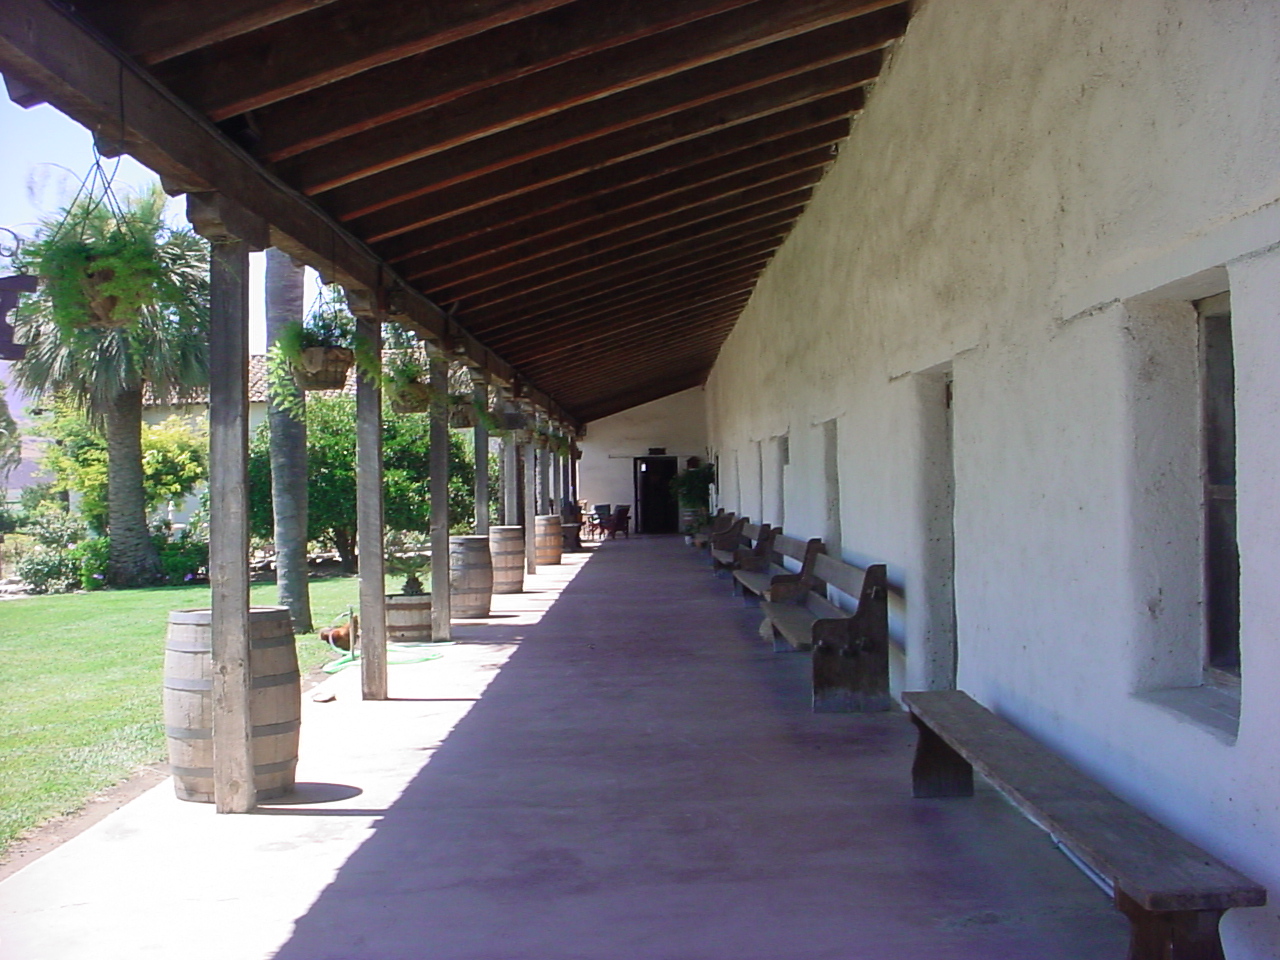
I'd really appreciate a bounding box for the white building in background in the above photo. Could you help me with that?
[579,4,1280,956]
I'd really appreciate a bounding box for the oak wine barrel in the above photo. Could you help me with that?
[450,535,493,618]
[489,526,524,594]
[386,594,432,641]
[534,514,563,565]
[164,606,300,803]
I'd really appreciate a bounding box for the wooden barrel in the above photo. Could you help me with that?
[164,606,300,803]
[489,526,524,594]
[450,535,493,618]
[534,514,563,566]
[386,594,432,642]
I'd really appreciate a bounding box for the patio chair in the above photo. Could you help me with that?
[600,504,631,539]
[586,503,611,539]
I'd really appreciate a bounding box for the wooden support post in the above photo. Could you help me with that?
[352,307,387,699]
[909,711,974,798]
[537,434,551,515]
[472,372,490,535]
[561,448,573,514]
[430,355,452,641]
[502,433,519,526]
[190,192,265,815]
[523,441,538,576]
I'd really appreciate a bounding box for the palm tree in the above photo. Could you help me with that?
[12,184,209,587]
[264,247,313,632]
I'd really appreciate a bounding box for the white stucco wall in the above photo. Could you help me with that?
[704,2,1280,955]
[578,387,708,510]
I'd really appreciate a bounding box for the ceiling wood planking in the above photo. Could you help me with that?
[252,0,785,161]
[323,60,872,221]
[153,0,580,120]
[398,151,833,284]
[278,4,903,193]
[430,191,814,309]
[461,224,792,328]
[496,283,761,358]
[351,93,858,243]
[467,245,781,339]
[379,124,847,267]
[4,0,912,422]
[73,0,343,64]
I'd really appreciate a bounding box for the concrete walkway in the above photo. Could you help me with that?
[0,536,1127,960]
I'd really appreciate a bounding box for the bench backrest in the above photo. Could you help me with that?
[766,534,824,584]
[812,552,907,648]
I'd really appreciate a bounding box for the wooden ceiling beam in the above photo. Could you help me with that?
[153,0,579,121]
[557,355,721,407]
[515,298,751,370]
[475,265,768,356]
[327,58,871,221]
[73,0,343,64]
[355,93,853,244]
[559,340,729,392]
[0,0,578,428]
[484,272,764,357]
[253,0,764,161]
[458,215,797,319]
[376,117,849,263]
[436,190,812,310]
[283,5,903,192]
[469,244,778,337]
[400,151,831,286]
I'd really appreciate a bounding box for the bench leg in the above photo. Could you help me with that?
[1115,890,1227,960]
[812,623,891,713]
[909,712,974,798]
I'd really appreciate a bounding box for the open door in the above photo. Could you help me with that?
[634,457,679,533]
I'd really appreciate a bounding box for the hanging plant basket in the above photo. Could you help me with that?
[79,262,135,328]
[448,402,478,428]
[294,346,354,390]
[390,380,433,414]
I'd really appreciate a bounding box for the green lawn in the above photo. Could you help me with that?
[0,577,360,853]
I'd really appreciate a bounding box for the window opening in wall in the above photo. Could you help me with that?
[1198,292,1239,676]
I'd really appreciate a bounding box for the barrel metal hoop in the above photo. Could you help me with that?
[251,670,300,689]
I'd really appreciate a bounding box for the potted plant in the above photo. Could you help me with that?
[670,461,716,542]
[385,552,433,642]
[271,286,356,393]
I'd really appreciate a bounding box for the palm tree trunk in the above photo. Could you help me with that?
[265,248,313,633]
[104,387,162,587]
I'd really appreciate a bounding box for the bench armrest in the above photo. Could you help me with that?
[767,575,807,602]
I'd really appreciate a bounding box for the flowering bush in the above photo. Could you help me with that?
[16,546,82,594]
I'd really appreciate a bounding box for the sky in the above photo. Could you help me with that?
[0,96,327,368]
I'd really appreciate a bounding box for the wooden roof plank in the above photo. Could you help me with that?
[280,4,902,192]
[153,0,579,121]
[325,59,872,220]
[436,192,812,310]
[73,0,344,65]
[362,101,852,247]
[253,0,765,161]
[400,152,831,285]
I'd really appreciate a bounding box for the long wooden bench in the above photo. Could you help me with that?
[759,552,892,712]
[710,521,773,574]
[732,533,823,602]
[691,509,734,549]
[904,690,1266,960]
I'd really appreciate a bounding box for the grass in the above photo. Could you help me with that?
[0,577,361,854]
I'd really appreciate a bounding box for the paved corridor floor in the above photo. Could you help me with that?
[0,536,1127,959]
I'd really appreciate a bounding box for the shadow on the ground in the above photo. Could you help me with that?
[268,537,1126,960]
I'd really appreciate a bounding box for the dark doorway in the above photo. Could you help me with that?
[634,457,679,533]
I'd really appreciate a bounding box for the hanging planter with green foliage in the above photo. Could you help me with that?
[31,227,164,331]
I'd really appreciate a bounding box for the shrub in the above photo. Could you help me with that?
[156,531,208,585]
[16,546,82,594]
[70,537,111,590]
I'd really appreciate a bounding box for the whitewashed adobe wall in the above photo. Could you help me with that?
[705,2,1280,956]
[578,387,707,510]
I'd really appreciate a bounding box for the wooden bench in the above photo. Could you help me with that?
[759,553,893,712]
[691,509,734,549]
[904,690,1266,960]
[732,533,823,602]
[710,521,773,574]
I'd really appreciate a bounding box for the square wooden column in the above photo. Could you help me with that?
[429,355,452,641]
[523,439,538,576]
[537,434,552,515]
[472,372,490,535]
[350,305,387,699]
[502,434,519,526]
[189,193,266,815]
